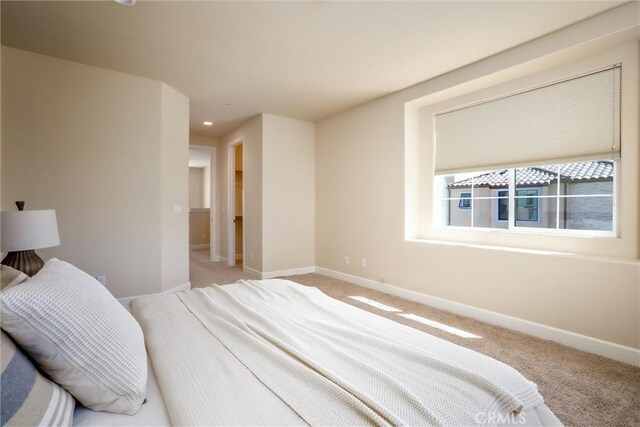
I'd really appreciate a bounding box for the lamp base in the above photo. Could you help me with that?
[1,250,45,277]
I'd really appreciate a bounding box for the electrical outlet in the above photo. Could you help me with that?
[96,275,106,286]
[361,258,367,268]
[344,256,349,264]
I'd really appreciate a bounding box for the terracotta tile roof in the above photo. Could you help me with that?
[448,161,613,188]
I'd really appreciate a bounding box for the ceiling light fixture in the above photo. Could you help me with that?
[114,0,136,5]
[203,121,213,126]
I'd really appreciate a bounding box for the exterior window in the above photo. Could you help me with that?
[437,160,614,235]
[516,189,540,222]
[458,193,471,209]
[497,189,540,222]
[497,191,509,221]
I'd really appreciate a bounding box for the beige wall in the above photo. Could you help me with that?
[262,114,315,273]
[189,167,204,209]
[189,136,218,211]
[219,115,263,271]
[217,114,315,273]
[190,134,220,148]
[1,47,189,298]
[0,5,3,245]
[316,23,639,349]
[189,209,210,246]
[189,133,220,148]
[159,83,190,293]
[188,134,219,256]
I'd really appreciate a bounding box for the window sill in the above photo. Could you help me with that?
[432,225,617,238]
[405,238,638,265]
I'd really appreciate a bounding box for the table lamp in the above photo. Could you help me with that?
[1,201,60,276]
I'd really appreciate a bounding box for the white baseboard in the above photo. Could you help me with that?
[189,244,210,249]
[261,266,316,280]
[117,282,192,308]
[315,267,640,367]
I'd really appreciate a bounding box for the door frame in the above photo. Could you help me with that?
[227,138,244,267]
[189,144,218,262]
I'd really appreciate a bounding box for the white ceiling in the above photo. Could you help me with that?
[1,1,625,137]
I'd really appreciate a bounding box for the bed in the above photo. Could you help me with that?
[116,278,563,426]
[2,261,562,426]
[73,357,170,426]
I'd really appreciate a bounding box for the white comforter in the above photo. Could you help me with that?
[131,279,555,426]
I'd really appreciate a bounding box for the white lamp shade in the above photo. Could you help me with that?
[1,210,60,252]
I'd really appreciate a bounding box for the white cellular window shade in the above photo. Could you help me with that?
[434,66,621,174]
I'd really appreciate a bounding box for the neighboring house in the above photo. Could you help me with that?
[447,161,614,230]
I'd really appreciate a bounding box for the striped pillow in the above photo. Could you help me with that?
[0,331,74,426]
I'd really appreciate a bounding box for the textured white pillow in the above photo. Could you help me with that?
[0,258,147,415]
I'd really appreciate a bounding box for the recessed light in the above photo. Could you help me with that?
[203,121,213,126]
[114,0,136,5]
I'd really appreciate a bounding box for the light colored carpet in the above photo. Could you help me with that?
[189,249,640,426]
[189,249,260,286]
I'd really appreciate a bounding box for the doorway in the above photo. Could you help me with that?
[228,141,243,267]
[188,145,217,262]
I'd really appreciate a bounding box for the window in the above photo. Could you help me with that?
[515,189,540,222]
[458,192,471,209]
[433,65,620,237]
[497,191,509,221]
[437,160,614,234]
[497,189,540,222]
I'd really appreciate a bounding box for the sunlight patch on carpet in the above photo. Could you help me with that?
[349,296,402,312]
[398,313,482,339]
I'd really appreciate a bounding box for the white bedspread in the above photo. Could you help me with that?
[131,279,556,426]
[73,357,170,427]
